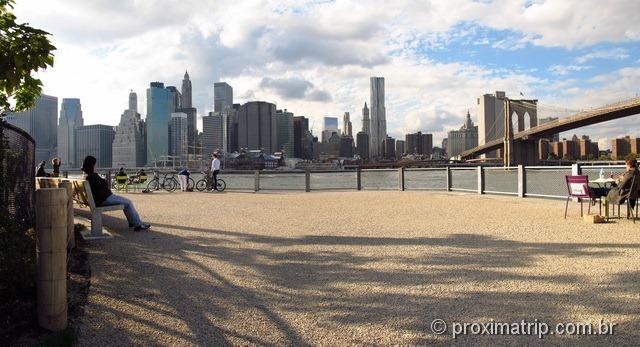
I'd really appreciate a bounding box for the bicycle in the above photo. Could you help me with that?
[195,171,226,192]
[145,170,178,192]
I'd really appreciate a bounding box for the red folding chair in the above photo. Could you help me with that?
[565,175,601,218]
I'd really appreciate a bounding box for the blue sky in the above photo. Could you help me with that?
[14,0,640,149]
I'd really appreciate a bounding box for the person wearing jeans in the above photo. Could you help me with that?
[81,155,150,231]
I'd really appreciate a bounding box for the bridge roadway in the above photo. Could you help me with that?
[461,96,640,158]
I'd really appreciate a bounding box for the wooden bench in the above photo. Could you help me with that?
[70,180,124,238]
[37,177,124,238]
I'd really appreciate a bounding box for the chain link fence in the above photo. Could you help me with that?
[1,121,36,231]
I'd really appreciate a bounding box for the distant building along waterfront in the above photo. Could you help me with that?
[446,111,478,158]
[57,98,83,168]
[76,124,115,168]
[113,91,145,167]
[369,77,387,159]
[170,112,188,159]
[237,101,277,154]
[276,109,294,158]
[146,82,170,165]
[5,94,58,163]
[612,136,640,159]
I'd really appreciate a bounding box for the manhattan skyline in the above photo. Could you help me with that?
[12,0,640,149]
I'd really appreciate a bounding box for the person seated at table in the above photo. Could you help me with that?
[81,156,150,231]
[590,159,638,204]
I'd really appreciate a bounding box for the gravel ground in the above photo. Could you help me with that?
[76,191,640,346]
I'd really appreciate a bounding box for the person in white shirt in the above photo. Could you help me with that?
[210,153,221,192]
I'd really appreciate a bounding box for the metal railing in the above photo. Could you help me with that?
[62,164,628,199]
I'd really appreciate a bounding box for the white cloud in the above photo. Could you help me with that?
[11,0,640,145]
[575,48,630,64]
[548,64,591,76]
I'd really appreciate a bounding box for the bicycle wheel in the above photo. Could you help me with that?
[188,177,195,190]
[164,178,178,192]
[216,179,226,192]
[195,179,207,192]
[146,179,159,191]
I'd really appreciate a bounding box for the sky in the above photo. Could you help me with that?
[13,0,640,149]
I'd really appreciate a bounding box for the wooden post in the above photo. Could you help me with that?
[254,170,260,192]
[356,167,362,191]
[305,170,311,192]
[58,181,75,249]
[398,167,405,191]
[36,188,68,331]
[446,166,451,191]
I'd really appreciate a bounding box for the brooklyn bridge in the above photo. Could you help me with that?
[460,96,640,166]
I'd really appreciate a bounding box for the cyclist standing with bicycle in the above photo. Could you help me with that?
[210,153,221,192]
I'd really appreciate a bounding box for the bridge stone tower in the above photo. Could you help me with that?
[503,98,538,166]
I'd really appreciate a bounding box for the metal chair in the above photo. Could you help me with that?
[114,174,129,192]
[613,173,639,223]
[565,175,601,218]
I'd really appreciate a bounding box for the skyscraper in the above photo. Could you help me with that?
[383,136,395,159]
[446,111,478,158]
[293,116,313,159]
[170,112,188,159]
[356,132,369,160]
[113,91,145,167]
[166,86,181,112]
[405,131,433,156]
[322,117,339,143]
[202,112,224,156]
[76,124,115,168]
[5,94,58,163]
[214,82,233,113]
[129,90,137,111]
[176,107,197,154]
[369,77,386,159]
[343,112,353,137]
[361,102,370,134]
[181,71,192,108]
[395,140,405,159]
[477,91,506,158]
[339,136,354,158]
[275,109,294,158]
[236,101,277,153]
[57,98,83,168]
[146,82,170,165]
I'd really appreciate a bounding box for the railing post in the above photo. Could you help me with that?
[63,170,68,178]
[477,166,484,195]
[305,170,311,192]
[517,165,526,198]
[446,166,452,191]
[398,167,405,191]
[254,170,260,192]
[356,167,362,191]
[571,163,582,176]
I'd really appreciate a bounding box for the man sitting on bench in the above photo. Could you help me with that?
[81,155,151,232]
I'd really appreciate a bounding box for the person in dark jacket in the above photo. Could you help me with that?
[605,158,638,205]
[35,160,48,177]
[51,157,61,177]
[81,156,150,231]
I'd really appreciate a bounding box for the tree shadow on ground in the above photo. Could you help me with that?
[76,211,640,346]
